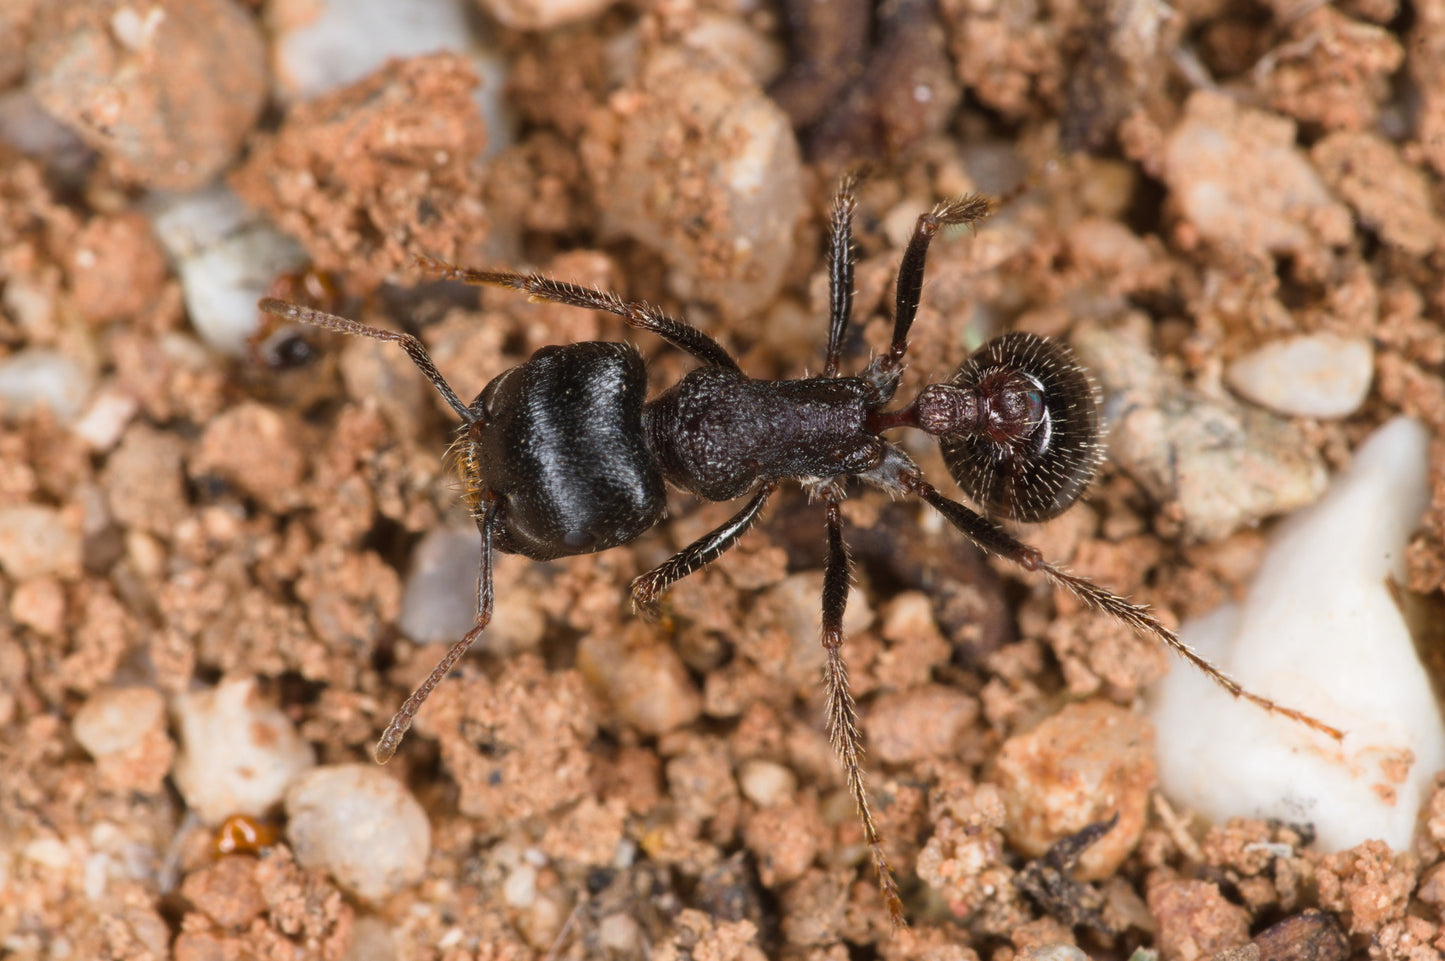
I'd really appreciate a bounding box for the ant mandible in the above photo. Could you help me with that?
[259,179,1342,926]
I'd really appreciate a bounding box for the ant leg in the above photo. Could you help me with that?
[375,499,500,762]
[905,477,1346,743]
[883,195,993,371]
[823,176,857,378]
[415,258,741,373]
[630,483,777,620]
[259,298,475,423]
[821,493,906,927]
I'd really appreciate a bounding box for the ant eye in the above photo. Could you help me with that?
[939,332,1102,522]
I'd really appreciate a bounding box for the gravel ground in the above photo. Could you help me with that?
[2,1,1445,959]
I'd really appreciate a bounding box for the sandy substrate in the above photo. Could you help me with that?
[2,0,1445,959]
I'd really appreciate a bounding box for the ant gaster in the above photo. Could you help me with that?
[260,180,1343,926]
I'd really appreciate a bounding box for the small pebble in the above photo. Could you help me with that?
[864,684,979,765]
[399,526,486,645]
[0,89,88,162]
[146,185,308,355]
[71,389,140,452]
[1147,878,1251,960]
[0,504,83,579]
[1017,947,1088,961]
[1225,333,1374,419]
[178,856,266,929]
[172,675,316,825]
[190,402,307,512]
[1312,131,1443,257]
[0,348,90,421]
[271,0,474,101]
[737,759,797,808]
[285,763,431,902]
[1073,318,1327,541]
[503,861,537,908]
[73,685,166,757]
[72,686,174,794]
[1150,417,1443,852]
[577,622,702,736]
[593,47,803,321]
[10,576,65,637]
[101,423,188,537]
[476,0,615,30]
[27,0,266,190]
[1162,91,1351,255]
[991,700,1156,880]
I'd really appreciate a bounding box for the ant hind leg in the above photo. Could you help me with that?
[820,493,906,927]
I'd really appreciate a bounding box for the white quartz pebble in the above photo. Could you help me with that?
[1149,417,1442,852]
[270,0,474,101]
[1225,333,1374,419]
[285,764,431,902]
[172,676,315,825]
[146,185,308,355]
[73,686,166,758]
[475,0,614,30]
[0,349,90,420]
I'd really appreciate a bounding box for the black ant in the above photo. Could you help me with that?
[259,179,1342,926]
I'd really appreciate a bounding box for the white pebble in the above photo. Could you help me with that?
[1018,947,1088,961]
[70,389,140,452]
[271,0,473,101]
[399,526,483,645]
[72,686,165,758]
[400,528,545,655]
[476,0,614,30]
[146,186,308,355]
[285,764,431,902]
[172,676,316,825]
[502,861,537,908]
[1149,417,1442,852]
[269,0,514,158]
[737,759,797,808]
[1225,333,1374,419]
[0,349,90,420]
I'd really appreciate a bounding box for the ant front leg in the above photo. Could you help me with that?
[375,499,501,762]
[414,257,740,372]
[875,195,994,379]
[823,176,857,378]
[630,483,777,621]
[820,491,906,927]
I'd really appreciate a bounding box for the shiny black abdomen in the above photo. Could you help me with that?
[473,342,665,560]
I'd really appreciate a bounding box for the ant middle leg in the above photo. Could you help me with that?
[629,483,778,621]
[414,257,740,372]
[820,491,905,926]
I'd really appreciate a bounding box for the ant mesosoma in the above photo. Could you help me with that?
[260,180,1342,926]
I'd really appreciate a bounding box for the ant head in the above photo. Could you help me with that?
[938,332,1102,523]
